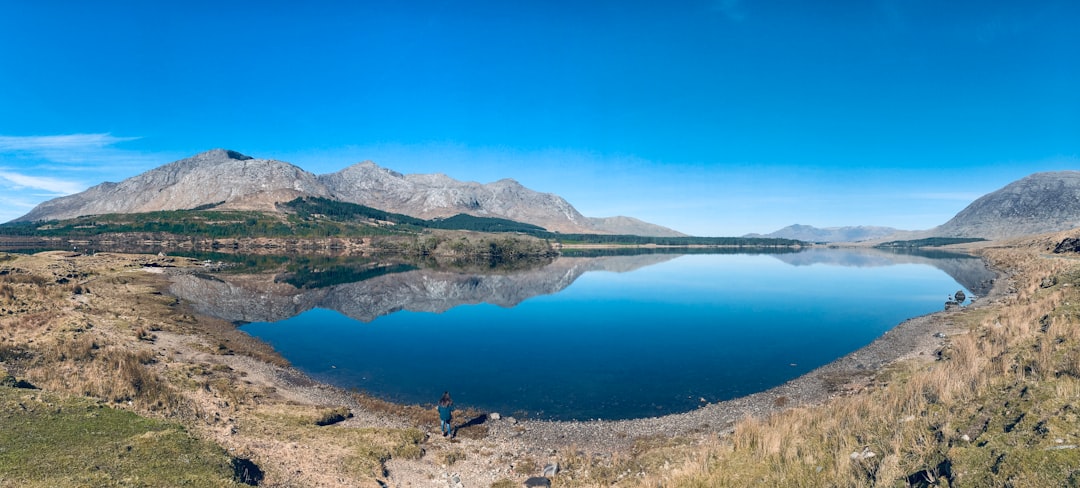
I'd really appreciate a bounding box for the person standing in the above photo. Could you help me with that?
[437,391,454,437]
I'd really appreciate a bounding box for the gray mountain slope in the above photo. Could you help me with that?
[15,149,329,222]
[926,171,1080,240]
[318,161,597,234]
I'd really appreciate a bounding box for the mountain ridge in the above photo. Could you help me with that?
[13,149,685,237]
[744,224,903,243]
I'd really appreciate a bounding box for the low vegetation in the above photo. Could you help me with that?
[0,199,804,251]
[553,236,1080,487]
[0,385,241,487]
[3,231,1079,486]
[875,237,989,248]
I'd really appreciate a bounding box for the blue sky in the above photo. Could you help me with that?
[1,1,1076,236]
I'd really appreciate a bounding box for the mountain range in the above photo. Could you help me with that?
[750,171,1080,242]
[12,150,1080,242]
[744,225,902,243]
[12,149,685,237]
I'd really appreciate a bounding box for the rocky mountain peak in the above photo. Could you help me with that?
[194,148,253,161]
[174,149,256,170]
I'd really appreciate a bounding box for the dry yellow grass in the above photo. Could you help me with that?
[4,234,1080,487]
[0,252,425,486]
[612,242,1080,488]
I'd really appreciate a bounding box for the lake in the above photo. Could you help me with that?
[172,248,994,421]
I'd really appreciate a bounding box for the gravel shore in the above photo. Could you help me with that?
[481,281,1009,456]
[235,259,1011,458]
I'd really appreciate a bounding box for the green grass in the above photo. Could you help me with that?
[0,386,241,487]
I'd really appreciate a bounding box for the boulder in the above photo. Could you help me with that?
[1054,237,1080,254]
[524,477,551,488]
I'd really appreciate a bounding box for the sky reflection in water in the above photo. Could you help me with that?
[242,252,974,420]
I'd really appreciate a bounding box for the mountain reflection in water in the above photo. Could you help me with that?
[170,248,992,420]
[170,248,993,325]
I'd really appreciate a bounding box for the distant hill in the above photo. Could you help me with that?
[925,171,1080,240]
[12,149,685,237]
[745,224,903,243]
[749,171,1080,243]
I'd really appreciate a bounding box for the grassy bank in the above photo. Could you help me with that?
[0,251,426,486]
[0,383,243,487]
[551,238,1080,487]
[2,233,1080,486]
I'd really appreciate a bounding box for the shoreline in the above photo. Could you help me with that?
[0,247,1015,486]
[437,257,1011,454]
[219,250,1011,455]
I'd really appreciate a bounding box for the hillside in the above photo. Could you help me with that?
[12,149,685,237]
[14,150,329,222]
[927,171,1080,240]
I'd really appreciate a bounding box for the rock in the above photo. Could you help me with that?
[960,434,971,442]
[954,290,966,303]
[542,462,559,476]
[524,476,551,487]
[850,447,876,460]
[933,332,947,338]
[489,412,501,421]
[1054,237,1080,254]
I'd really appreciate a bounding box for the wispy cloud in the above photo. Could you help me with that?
[0,194,38,224]
[910,191,985,202]
[0,133,140,152]
[0,170,85,195]
[0,133,178,222]
[0,133,145,168]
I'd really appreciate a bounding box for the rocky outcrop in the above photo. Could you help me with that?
[1053,237,1080,254]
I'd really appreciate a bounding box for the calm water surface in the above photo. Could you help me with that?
[240,250,983,420]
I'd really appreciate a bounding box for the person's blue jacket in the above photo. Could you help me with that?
[438,404,453,421]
